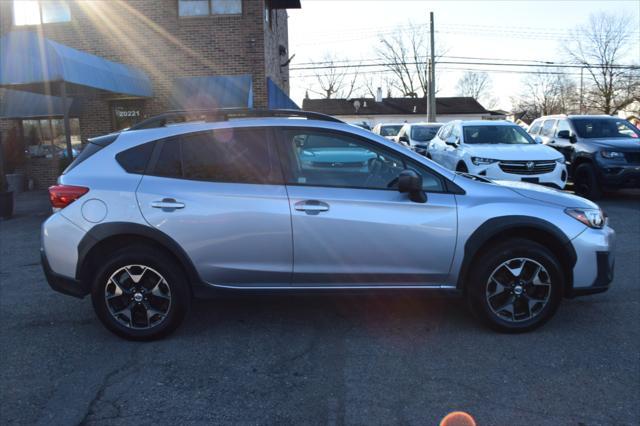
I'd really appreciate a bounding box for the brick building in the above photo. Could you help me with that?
[0,0,300,189]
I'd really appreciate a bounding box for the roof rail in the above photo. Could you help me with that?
[128,108,343,130]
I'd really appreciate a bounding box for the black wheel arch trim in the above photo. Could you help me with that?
[457,215,577,291]
[76,222,202,288]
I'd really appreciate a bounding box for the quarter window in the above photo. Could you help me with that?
[278,129,444,192]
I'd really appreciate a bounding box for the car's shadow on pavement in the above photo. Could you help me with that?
[181,292,479,339]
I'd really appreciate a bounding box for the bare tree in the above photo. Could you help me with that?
[512,70,579,122]
[306,55,360,99]
[456,71,491,99]
[455,71,498,109]
[376,23,444,98]
[565,12,640,114]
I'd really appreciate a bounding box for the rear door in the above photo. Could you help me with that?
[274,126,458,287]
[136,127,292,287]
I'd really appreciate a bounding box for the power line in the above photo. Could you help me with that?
[289,60,640,72]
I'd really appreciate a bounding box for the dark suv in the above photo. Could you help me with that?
[528,115,640,199]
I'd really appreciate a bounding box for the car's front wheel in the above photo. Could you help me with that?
[467,239,563,332]
[573,162,603,200]
[91,245,190,340]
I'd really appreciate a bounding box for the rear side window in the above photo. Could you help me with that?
[151,127,281,184]
[529,120,542,135]
[116,142,154,174]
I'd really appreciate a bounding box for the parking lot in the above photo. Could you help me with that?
[0,190,638,425]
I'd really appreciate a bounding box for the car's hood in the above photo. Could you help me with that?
[493,180,598,209]
[581,138,640,150]
[465,143,561,160]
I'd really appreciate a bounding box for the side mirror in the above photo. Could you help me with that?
[397,170,427,203]
[557,130,577,143]
[534,136,543,144]
[399,135,409,143]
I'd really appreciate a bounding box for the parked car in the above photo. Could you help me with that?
[42,109,614,340]
[397,122,443,154]
[528,115,640,199]
[372,123,404,141]
[428,120,568,189]
[349,121,371,131]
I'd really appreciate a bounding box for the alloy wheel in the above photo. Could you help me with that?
[104,265,172,329]
[485,257,552,322]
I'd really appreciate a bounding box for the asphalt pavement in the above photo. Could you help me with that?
[0,190,638,425]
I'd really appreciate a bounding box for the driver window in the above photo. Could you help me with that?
[280,129,407,190]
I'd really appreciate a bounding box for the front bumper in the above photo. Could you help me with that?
[469,161,568,189]
[567,225,615,297]
[597,163,640,189]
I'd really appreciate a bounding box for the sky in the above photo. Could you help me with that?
[287,0,640,111]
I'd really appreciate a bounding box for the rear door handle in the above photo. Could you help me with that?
[151,198,185,210]
[294,200,330,214]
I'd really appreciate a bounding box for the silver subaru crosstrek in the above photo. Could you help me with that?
[41,109,615,340]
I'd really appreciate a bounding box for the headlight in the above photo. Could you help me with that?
[565,208,605,229]
[471,157,497,166]
[600,150,625,160]
[555,157,565,164]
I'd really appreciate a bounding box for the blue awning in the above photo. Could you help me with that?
[171,75,253,109]
[267,78,299,110]
[0,31,152,97]
[0,89,80,118]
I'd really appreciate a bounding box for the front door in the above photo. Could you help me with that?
[275,127,458,286]
[136,127,292,287]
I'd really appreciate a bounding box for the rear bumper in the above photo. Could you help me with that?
[41,249,89,298]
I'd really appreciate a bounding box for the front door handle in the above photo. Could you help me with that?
[294,200,330,215]
[151,198,185,210]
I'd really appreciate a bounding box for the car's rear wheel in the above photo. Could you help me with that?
[573,162,603,200]
[466,239,563,332]
[91,245,190,340]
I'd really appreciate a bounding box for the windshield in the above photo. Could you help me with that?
[570,117,640,139]
[411,125,441,142]
[380,125,402,136]
[463,125,536,144]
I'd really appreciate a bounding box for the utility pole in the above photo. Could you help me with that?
[428,11,436,122]
[579,67,584,114]
[426,58,432,120]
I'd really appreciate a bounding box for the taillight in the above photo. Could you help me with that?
[48,185,89,209]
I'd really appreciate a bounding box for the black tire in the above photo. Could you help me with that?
[91,245,191,341]
[573,162,603,200]
[466,238,563,333]
[456,162,469,173]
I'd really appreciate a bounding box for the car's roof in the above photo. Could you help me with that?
[535,114,619,120]
[404,122,442,127]
[459,120,517,126]
[378,123,404,126]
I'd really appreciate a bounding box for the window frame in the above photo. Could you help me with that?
[177,0,243,18]
[273,126,450,194]
[13,0,71,26]
[146,127,284,185]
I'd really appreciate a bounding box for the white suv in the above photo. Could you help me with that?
[428,120,568,189]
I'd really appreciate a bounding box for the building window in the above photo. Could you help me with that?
[22,118,81,159]
[178,0,241,17]
[13,1,71,26]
